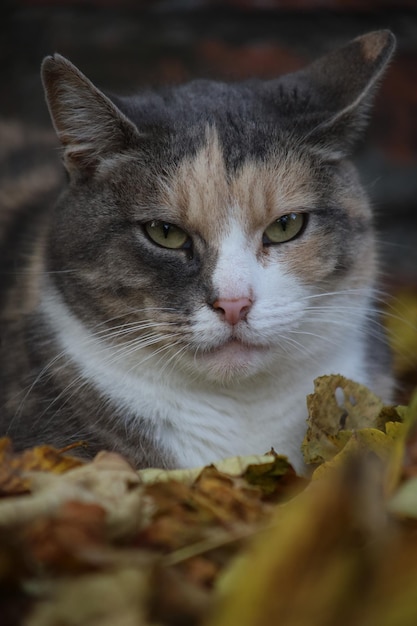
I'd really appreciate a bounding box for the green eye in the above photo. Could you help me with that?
[144,220,190,250]
[263,213,306,245]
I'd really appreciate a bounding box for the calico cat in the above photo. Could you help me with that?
[0,30,395,473]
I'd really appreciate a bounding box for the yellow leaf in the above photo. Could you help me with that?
[384,289,417,377]
[302,375,401,466]
[312,428,397,481]
[0,437,85,496]
[386,390,417,492]
[209,457,389,626]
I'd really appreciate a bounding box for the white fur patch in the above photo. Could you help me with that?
[212,216,257,301]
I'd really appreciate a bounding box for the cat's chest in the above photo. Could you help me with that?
[85,358,313,473]
[72,333,370,474]
[129,376,308,468]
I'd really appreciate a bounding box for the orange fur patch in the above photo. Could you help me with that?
[160,126,375,287]
[163,127,317,242]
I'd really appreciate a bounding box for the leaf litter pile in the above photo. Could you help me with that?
[1,377,417,626]
[1,287,417,626]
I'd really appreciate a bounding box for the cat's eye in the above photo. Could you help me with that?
[263,213,306,245]
[144,220,191,250]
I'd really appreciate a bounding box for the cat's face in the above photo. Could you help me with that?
[46,125,374,384]
[41,31,395,384]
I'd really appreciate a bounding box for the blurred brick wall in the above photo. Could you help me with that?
[1,1,417,282]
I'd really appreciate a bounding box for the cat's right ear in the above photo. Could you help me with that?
[264,30,395,160]
[41,54,139,179]
[299,30,396,159]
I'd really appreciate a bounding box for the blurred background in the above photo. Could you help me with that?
[1,0,416,399]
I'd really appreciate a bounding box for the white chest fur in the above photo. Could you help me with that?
[42,286,370,474]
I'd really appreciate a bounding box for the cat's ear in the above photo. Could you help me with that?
[284,30,395,159]
[41,54,139,178]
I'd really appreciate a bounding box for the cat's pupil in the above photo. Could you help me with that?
[280,216,289,231]
[162,223,170,238]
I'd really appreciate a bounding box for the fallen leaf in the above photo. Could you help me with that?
[0,437,85,496]
[137,453,289,486]
[311,427,399,481]
[209,456,387,626]
[384,289,417,378]
[23,500,107,574]
[302,375,402,466]
[242,452,305,497]
[384,289,417,406]
[0,451,151,540]
[1,386,417,626]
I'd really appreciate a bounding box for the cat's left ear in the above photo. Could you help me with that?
[41,54,140,179]
[290,30,395,159]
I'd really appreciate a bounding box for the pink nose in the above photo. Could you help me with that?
[213,297,253,325]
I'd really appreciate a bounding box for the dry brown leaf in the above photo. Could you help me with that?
[3,409,417,626]
[0,451,151,539]
[135,465,277,553]
[0,437,85,496]
[193,465,269,524]
[23,500,108,574]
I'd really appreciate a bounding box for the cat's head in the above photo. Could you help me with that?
[41,31,395,384]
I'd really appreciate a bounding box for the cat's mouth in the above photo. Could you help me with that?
[202,337,270,362]
[203,335,267,353]
[195,337,271,382]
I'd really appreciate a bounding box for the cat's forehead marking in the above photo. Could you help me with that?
[164,126,317,243]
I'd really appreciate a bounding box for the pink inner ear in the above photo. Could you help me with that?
[212,297,253,325]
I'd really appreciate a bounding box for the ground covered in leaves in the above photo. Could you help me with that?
[0,377,417,626]
[1,289,416,626]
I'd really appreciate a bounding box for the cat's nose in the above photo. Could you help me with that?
[212,297,253,325]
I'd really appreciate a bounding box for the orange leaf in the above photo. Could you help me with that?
[0,438,85,496]
[24,500,107,574]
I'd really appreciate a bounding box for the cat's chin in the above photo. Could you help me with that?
[195,339,271,384]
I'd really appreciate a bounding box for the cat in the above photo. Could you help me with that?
[0,30,395,474]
